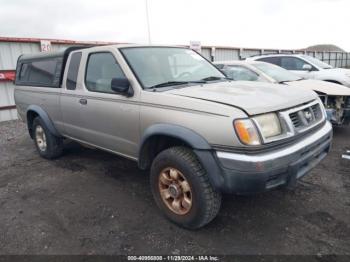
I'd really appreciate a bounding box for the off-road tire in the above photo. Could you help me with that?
[150,146,222,229]
[32,117,63,159]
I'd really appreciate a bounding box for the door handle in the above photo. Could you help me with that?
[79,98,87,105]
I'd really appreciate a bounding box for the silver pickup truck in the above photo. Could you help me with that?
[14,45,333,229]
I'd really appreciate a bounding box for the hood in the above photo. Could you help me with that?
[286,79,350,96]
[166,81,317,115]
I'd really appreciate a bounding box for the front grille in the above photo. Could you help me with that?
[288,103,323,130]
[290,112,302,128]
[311,104,321,119]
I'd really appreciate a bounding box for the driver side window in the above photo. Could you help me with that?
[85,52,125,93]
[280,57,311,71]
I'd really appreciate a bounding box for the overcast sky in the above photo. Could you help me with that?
[0,0,349,51]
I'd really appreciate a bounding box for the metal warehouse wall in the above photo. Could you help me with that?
[201,46,350,68]
[0,81,17,121]
[1,38,350,122]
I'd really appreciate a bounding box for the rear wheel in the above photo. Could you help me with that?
[150,146,221,229]
[32,117,63,159]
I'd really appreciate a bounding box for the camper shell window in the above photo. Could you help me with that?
[15,46,89,88]
[16,56,63,88]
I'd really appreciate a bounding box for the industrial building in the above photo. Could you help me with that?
[1,36,349,122]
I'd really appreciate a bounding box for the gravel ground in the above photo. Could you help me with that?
[0,120,349,255]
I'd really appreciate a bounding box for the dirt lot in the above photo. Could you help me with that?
[0,120,349,255]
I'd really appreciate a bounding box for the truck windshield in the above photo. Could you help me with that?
[120,47,225,89]
[253,62,302,83]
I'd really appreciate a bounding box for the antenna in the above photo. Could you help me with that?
[145,0,152,44]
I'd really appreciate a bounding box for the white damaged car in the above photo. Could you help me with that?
[215,60,350,125]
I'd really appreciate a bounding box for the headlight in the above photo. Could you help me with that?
[234,113,282,146]
[316,97,328,118]
[234,119,261,145]
[253,113,282,139]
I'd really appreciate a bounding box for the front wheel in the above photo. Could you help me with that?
[150,146,222,229]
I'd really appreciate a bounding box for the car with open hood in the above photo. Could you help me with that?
[215,60,350,125]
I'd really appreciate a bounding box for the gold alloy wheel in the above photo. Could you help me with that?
[158,167,192,215]
[35,125,47,152]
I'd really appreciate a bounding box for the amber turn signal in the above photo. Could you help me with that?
[234,119,261,146]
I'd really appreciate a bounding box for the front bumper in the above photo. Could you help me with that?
[214,121,333,194]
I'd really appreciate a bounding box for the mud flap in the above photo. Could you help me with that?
[286,165,298,190]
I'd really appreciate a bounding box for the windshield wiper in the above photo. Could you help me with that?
[148,80,205,89]
[201,76,230,81]
[279,78,304,84]
[278,80,293,84]
[148,76,230,89]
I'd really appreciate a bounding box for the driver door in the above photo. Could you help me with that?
[81,51,140,157]
[62,50,140,158]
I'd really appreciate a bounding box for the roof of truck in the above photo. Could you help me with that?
[19,50,66,61]
[18,46,91,62]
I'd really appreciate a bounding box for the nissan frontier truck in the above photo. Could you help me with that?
[14,45,333,229]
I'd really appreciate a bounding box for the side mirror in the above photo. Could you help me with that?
[111,78,133,96]
[302,64,312,71]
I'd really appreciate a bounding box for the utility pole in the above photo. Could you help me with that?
[145,0,152,44]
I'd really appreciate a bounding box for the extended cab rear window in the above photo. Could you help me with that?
[66,52,82,90]
[16,57,62,88]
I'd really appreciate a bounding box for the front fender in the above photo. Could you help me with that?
[139,123,211,153]
[138,124,225,190]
